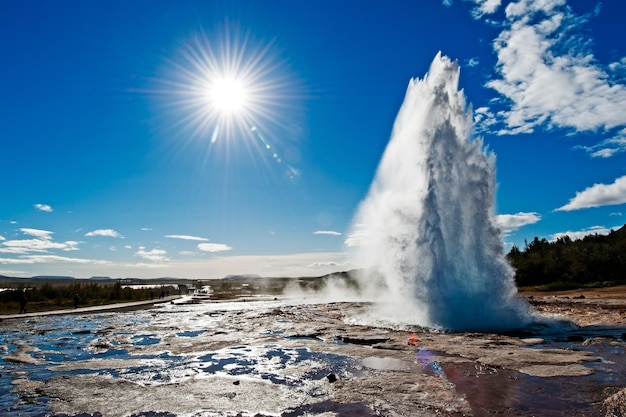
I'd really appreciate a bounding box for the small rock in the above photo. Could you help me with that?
[520,338,545,346]
[233,380,240,385]
[582,337,609,346]
[326,373,337,383]
[337,335,389,345]
[604,388,626,417]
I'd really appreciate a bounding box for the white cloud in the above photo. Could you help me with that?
[135,248,168,262]
[34,203,53,213]
[556,175,626,211]
[574,128,626,158]
[3,251,352,279]
[197,243,233,253]
[85,229,123,238]
[63,241,80,251]
[165,234,209,241]
[494,212,541,233]
[550,225,616,241]
[470,0,502,18]
[20,228,54,240]
[313,230,342,236]
[473,106,498,131]
[0,235,5,241]
[1,239,79,254]
[1,228,80,255]
[344,224,369,247]
[477,0,626,138]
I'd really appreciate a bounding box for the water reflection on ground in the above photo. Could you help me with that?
[1,298,625,416]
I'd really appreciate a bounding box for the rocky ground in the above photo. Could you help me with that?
[2,288,626,417]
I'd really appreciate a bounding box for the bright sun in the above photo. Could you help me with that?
[161,25,299,150]
[209,77,247,114]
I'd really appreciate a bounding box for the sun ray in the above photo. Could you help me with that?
[154,22,304,184]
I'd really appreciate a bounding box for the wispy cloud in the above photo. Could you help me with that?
[494,212,541,233]
[0,240,67,254]
[0,254,107,265]
[344,224,368,247]
[574,128,626,158]
[85,229,123,238]
[466,57,480,67]
[313,230,342,236]
[165,234,209,241]
[197,243,233,253]
[1,239,80,254]
[135,248,168,262]
[34,203,53,213]
[556,175,626,211]
[20,228,54,239]
[471,0,626,142]
[550,225,618,241]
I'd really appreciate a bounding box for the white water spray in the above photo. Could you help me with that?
[351,53,531,331]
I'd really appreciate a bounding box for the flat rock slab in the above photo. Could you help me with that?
[2,298,625,416]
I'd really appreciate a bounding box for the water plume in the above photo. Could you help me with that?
[351,53,532,331]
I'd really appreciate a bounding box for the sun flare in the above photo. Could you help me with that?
[160,25,295,144]
[158,24,302,181]
[209,77,247,114]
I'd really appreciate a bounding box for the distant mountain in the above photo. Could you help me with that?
[90,276,114,281]
[223,274,262,280]
[31,275,76,281]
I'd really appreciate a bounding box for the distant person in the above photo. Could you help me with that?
[73,293,81,309]
[18,291,28,314]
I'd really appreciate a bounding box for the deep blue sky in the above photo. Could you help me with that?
[2,0,626,278]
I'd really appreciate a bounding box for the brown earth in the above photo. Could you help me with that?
[521,285,626,327]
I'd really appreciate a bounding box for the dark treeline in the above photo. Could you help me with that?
[507,224,626,289]
[0,282,172,314]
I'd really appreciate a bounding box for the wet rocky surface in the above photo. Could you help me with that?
[1,295,626,416]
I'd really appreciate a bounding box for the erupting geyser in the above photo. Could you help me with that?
[352,53,532,331]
